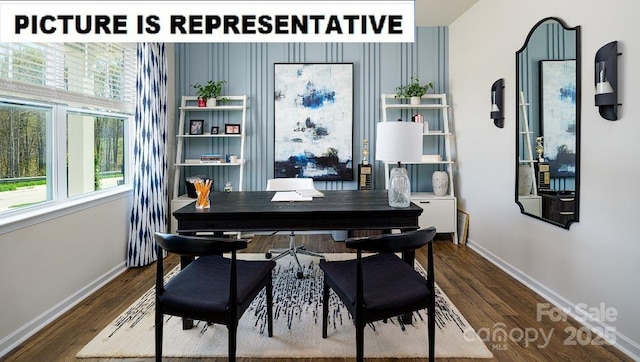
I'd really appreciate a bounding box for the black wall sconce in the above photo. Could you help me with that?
[490,78,505,128]
[595,41,622,121]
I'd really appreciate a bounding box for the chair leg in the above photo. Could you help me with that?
[428,308,435,362]
[267,277,274,337]
[268,232,324,274]
[322,281,329,338]
[155,308,163,362]
[228,323,237,362]
[356,322,365,362]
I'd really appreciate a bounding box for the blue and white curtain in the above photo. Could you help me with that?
[127,43,168,267]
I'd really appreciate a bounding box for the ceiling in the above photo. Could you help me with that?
[415,0,478,26]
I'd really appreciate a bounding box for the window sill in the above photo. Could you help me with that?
[0,186,133,235]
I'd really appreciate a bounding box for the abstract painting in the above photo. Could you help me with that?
[540,59,577,177]
[274,63,353,181]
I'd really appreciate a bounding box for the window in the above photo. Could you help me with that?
[0,101,51,211]
[0,42,136,219]
[67,110,127,198]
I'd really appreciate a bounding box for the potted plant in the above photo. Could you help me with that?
[192,80,229,107]
[395,74,434,105]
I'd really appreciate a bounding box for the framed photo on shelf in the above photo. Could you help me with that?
[189,119,204,135]
[225,123,241,134]
[211,126,219,134]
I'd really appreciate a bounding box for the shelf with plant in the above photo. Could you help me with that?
[395,74,434,105]
[192,80,230,107]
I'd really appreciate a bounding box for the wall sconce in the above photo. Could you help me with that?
[490,78,505,128]
[595,41,622,121]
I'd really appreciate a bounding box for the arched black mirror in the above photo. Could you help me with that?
[516,17,580,229]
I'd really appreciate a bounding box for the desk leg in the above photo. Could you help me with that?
[401,249,416,324]
[180,255,194,330]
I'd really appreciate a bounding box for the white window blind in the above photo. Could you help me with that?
[0,43,136,113]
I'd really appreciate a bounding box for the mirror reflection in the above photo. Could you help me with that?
[516,17,581,229]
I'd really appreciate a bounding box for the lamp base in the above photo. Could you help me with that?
[388,165,411,208]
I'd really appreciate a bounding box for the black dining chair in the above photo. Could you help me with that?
[154,232,276,362]
[319,227,437,362]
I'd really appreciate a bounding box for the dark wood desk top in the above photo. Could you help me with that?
[173,190,422,232]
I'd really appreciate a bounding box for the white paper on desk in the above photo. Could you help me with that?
[296,189,325,198]
[271,191,313,202]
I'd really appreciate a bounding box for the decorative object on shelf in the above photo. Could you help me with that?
[361,138,369,165]
[518,165,533,195]
[358,139,372,190]
[432,170,449,196]
[200,154,222,164]
[535,136,544,162]
[185,175,212,198]
[376,121,423,207]
[211,126,219,134]
[225,123,241,134]
[191,80,230,107]
[189,119,204,135]
[194,179,212,209]
[274,63,354,181]
[490,78,504,128]
[395,74,434,105]
[595,41,622,121]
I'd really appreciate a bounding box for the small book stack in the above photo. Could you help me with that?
[200,154,222,164]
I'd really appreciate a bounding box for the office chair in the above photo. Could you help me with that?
[154,232,275,362]
[265,177,325,278]
[320,227,437,362]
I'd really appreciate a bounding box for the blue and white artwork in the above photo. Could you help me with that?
[274,63,353,180]
[540,59,576,177]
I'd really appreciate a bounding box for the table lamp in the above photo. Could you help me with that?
[376,120,423,207]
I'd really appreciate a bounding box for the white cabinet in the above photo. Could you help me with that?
[381,93,458,243]
[412,193,456,233]
[171,95,248,232]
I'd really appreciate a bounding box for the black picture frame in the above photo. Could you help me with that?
[273,62,354,181]
[225,123,241,134]
[211,126,219,134]
[539,59,577,178]
[189,119,204,135]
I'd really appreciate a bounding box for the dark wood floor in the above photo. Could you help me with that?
[2,234,631,362]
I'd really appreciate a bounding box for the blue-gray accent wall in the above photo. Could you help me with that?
[175,26,448,192]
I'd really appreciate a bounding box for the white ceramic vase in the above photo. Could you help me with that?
[410,96,421,105]
[518,165,533,195]
[432,171,449,196]
[206,98,217,107]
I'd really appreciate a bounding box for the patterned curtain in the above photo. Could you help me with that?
[127,43,168,267]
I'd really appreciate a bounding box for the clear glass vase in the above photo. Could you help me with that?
[388,166,411,208]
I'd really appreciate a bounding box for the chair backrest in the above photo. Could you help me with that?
[154,232,248,257]
[266,177,314,191]
[345,227,437,253]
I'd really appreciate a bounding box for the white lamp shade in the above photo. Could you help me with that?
[375,121,423,163]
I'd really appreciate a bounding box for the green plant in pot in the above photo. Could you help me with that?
[395,74,434,105]
[192,80,230,107]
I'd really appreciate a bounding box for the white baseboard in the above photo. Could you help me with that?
[0,262,128,358]
[466,238,640,361]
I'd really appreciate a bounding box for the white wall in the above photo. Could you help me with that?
[449,0,639,358]
[0,195,131,355]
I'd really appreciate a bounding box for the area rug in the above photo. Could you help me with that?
[77,253,493,359]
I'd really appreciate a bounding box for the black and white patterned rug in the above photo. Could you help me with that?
[77,253,492,359]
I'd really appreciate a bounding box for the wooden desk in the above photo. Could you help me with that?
[173,190,423,327]
[173,190,422,233]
